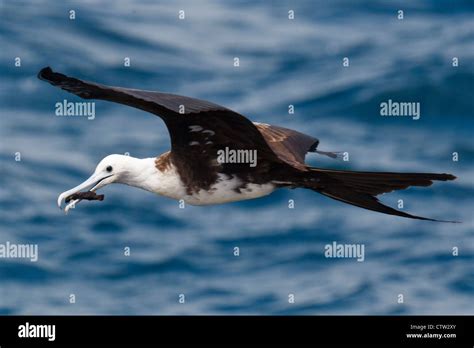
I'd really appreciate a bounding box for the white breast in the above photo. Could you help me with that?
[138,160,275,206]
[184,174,275,206]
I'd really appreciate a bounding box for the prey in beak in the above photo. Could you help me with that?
[57,154,144,214]
[57,171,114,214]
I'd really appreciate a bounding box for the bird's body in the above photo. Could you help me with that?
[181,174,275,205]
[38,67,457,221]
[119,155,276,205]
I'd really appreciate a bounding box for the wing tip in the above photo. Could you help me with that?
[308,140,319,152]
[38,66,53,81]
[445,173,457,181]
[412,215,461,223]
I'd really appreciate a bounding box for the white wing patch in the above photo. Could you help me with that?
[202,129,215,136]
[189,125,203,132]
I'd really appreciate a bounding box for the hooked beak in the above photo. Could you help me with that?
[57,173,113,213]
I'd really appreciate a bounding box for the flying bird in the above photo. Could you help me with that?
[38,67,457,221]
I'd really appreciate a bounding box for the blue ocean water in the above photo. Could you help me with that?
[0,0,473,314]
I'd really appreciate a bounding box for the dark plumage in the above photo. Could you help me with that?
[39,67,457,221]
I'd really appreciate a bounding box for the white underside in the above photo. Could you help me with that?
[138,161,276,206]
[184,174,276,205]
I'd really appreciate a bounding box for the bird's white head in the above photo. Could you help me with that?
[57,154,155,212]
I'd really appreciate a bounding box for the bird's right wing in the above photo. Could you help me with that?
[253,123,319,169]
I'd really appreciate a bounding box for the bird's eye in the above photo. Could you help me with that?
[106,165,113,172]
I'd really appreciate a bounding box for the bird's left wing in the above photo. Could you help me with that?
[38,67,295,191]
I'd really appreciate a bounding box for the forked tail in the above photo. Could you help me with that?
[299,168,458,222]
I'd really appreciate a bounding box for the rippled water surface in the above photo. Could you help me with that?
[0,0,473,314]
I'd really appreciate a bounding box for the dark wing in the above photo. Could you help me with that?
[38,67,294,192]
[254,123,318,169]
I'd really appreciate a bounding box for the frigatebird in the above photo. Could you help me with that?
[38,67,456,221]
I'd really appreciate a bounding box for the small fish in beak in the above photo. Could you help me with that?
[57,171,114,214]
[63,192,105,214]
[65,192,105,202]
